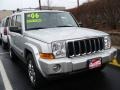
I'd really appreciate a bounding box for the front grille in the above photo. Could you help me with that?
[66,37,104,57]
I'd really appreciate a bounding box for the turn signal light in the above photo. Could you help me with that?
[40,53,55,60]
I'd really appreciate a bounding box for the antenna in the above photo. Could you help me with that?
[39,0,42,10]
[77,0,79,7]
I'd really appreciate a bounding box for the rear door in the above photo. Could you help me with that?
[14,15,24,57]
[2,17,11,43]
[9,16,16,46]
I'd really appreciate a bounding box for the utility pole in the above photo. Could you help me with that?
[88,0,94,2]
[39,0,41,10]
[47,0,50,9]
[77,0,79,7]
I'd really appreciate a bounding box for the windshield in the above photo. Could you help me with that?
[25,12,78,30]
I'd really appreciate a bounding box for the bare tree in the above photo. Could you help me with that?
[47,0,52,9]
[69,0,120,30]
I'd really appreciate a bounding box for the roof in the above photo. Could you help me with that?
[13,10,67,15]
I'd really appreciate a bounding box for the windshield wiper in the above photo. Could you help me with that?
[27,27,46,30]
[56,25,77,27]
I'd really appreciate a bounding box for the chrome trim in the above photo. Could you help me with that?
[89,39,92,54]
[73,41,76,56]
[98,38,101,51]
[66,37,105,58]
[94,39,97,52]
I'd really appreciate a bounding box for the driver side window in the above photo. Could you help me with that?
[13,15,22,34]
[16,15,22,28]
[10,15,22,34]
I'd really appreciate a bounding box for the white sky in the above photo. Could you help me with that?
[0,0,87,10]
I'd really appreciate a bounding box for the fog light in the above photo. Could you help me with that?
[53,64,61,72]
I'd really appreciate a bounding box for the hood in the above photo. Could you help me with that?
[24,27,108,43]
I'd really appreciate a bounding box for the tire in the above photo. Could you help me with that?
[0,35,2,44]
[0,39,1,45]
[27,53,45,89]
[2,40,7,49]
[7,39,10,51]
[9,47,17,62]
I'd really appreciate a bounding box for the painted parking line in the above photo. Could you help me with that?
[0,60,13,90]
[0,52,9,55]
[0,73,5,90]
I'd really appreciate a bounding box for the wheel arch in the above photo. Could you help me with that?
[24,43,46,77]
[7,35,12,46]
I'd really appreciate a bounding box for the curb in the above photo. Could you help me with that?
[110,47,120,67]
[110,59,120,67]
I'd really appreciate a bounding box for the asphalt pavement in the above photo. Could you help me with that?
[0,46,120,90]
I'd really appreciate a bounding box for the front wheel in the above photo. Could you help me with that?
[27,53,44,89]
[2,40,7,49]
[9,47,17,62]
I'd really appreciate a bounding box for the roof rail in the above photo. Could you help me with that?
[13,8,39,13]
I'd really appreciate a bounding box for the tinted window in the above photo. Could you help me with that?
[11,16,16,26]
[5,17,10,27]
[16,15,22,27]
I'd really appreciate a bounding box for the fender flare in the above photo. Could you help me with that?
[7,35,12,45]
[24,43,46,77]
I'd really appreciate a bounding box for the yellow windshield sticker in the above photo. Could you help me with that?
[26,12,42,23]
[27,19,42,23]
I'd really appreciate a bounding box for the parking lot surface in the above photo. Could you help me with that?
[0,46,120,90]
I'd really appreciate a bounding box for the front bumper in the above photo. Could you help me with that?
[39,47,117,78]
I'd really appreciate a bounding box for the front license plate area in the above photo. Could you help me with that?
[88,58,102,69]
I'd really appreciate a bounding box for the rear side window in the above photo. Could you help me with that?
[5,17,10,27]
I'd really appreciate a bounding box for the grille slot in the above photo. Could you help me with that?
[67,37,104,57]
[80,40,86,54]
[67,42,74,57]
[74,41,80,56]
[91,39,95,52]
[95,38,99,51]
[85,39,91,53]
[99,37,104,50]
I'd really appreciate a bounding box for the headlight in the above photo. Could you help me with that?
[104,36,111,49]
[52,41,66,58]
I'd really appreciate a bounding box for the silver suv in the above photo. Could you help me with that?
[8,10,117,88]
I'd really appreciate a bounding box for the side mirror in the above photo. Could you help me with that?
[78,22,83,27]
[9,26,22,34]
